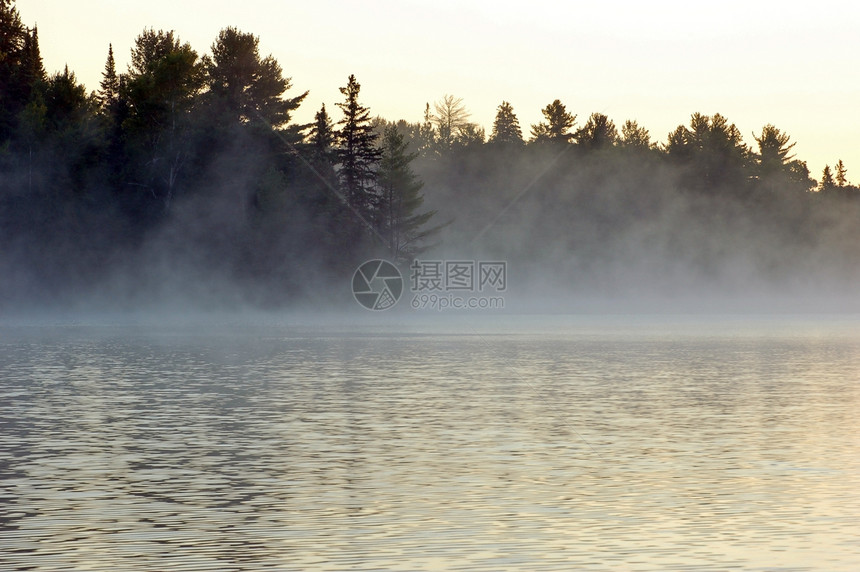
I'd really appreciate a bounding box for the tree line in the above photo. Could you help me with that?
[2,0,858,308]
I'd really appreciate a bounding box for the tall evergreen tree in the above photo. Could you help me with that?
[205,27,306,127]
[416,102,436,155]
[530,99,575,144]
[125,28,205,210]
[98,44,119,109]
[43,65,91,131]
[664,112,750,191]
[335,74,381,216]
[754,124,794,176]
[489,101,523,145]
[819,165,835,192]
[834,159,847,187]
[752,124,812,191]
[0,0,29,137]
[305,102,339,194]
[309,103,335,163]
[619,119,651,150]
[576,112,618,150]
[376,124,440,261]
[19,26,44,87]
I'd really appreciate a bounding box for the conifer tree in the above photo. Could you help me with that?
[835,159,847,187]
[820,165,835,192]
[309,103,335,163]
[19,26,44,88]
[576,112,618,150]
[205,27,306,127]
[489,101,523,145]
[619,120,651,149]
[335,74,381,216]
[376,124,440,261]
[0,0,29,136]
[98,44,119,109]
[530,99,575,144]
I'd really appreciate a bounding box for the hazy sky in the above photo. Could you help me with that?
[20,0,860,179]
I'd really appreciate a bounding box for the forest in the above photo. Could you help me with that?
[2,0,860,311]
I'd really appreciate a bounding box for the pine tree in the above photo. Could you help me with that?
[125,28,205,210]
[0,0,29,137]
[663,112,750,191]
[309,103,335,162]
[576,112,618,150]
[205,27,306,127]
[530,99,575,144]
[416,102,435,155]
[489,101,523,145]
[820,165,835,192]
[335,74,381,216]
[305,102,339,192]
[754,124,795,176]
[43,65,90,130]
[835,159,847,187]
[19,26,45,87]
[619,120,651,150]
[98,44,119,109]
[376,124,440,261]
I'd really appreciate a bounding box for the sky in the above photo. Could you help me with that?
[19,0,860,180]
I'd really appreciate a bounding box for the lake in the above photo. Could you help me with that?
[1,315,859,570]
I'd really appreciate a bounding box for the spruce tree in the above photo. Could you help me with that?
[19,26,44,87]
[489,101,523,145]
[335,74,381,216]
[98,44,119,109]
[307,102,337,187]
[309,104,335,161]
[376,124,440,261]
[820,165,835,192]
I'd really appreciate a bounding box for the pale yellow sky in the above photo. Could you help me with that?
[19,0,860,180]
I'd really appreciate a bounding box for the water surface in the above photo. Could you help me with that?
[1,317,859,570]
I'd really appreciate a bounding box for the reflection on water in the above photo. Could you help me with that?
[1,319,859,570]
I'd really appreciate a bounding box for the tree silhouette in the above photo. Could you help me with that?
[489,100,523,145]
[431,94,474,152]
[98,44,119,110]
[335,74,381,217]
[0,1,34,138]
[308,103,335,166]
[835,160,847,187]
[530,99,576,144]
[125,28,205,210]
[19,26,44,89]
[665,113,750,191]
[577,112,618,150]
[205,27,306,127]
[752,124,814,192]
[376,124,441,261]
[819,165,835,192]
[619,119,651,150]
